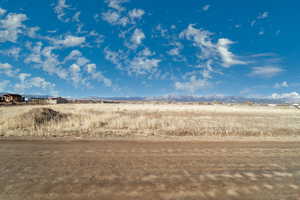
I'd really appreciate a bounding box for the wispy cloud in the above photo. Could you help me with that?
[175,76,209,93]
[257,12,269,19]
[274,81,288,89]
[202,5,210,11]
[104,47,161,76]
[249,66,283,78]
[180,25,246,68]
[251,11,269,27]
[101,0,145,27]
[53,35,86,47]
[54,0,70,22]
[0,63,19,77]
[271,92,300,100]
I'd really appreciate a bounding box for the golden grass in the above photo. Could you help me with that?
[0,103,299,137]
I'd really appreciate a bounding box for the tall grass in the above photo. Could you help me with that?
[0,103,299,137]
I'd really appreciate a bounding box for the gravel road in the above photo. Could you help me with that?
[0,139,300,200]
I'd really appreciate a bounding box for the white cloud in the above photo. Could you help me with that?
[257,12,269,19]
[180,25,213,49]
[167,42,184,61]
[128,28,145,49]
[25,42,68,79]
[139,48,153,57]
[30,77,55,89]
[104,47,161,76]
[70,64,84,85]
[41,47,68,79]
[76,56,90,66]
[202,5,210,11]
[18,73,31,82]
[175,75,209,93]
[15,76,56,92]
[91,71,112,87]
[54,35,86,47]
[25,42,43,63]
[102,0,144,26]
[26,26,40,38]
[251,12,269,27]
[70,63,80,73]
[0,13,28,43]
[64,49,82,61]
[1,47,21,60]
[271,92,300,100]
[217,38,246,67]
[86,64,112,87]
[106,0,128,11]
[69,63,112,87]
[180,24,214,59]
[1,13,27,29]
[128,9,145,19]
[155,24,168,38]
[168,47,180,56]
[274,81,288,89]
[180,24,246,67]
[64,49,90,67]
[0,8,6,16]
[0,63,18,77]
[249,66,283,78]
[129,56,160,75]
[65,51,113,87]
[0,63,57,94]
[104,48,125,68]
[102,10,129,26]
[54,0,70,22]
[86,63,96,73]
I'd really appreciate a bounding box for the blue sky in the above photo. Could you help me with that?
[0,0,299,98]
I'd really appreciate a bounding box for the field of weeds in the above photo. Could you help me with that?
[0,103,299,138]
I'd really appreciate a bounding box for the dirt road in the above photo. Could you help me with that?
[0,139,300,200]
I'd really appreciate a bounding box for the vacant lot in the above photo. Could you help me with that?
[0,140,300,200]
[0,103,300,138]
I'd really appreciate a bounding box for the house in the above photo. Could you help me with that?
[2,94,23,103]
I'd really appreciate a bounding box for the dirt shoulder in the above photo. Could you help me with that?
[1,139,300,200]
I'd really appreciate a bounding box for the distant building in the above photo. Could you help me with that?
[2,94,23,103]
[28,97,68,105]
[47,97,68,104]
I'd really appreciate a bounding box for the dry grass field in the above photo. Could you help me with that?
[0,103,299,138]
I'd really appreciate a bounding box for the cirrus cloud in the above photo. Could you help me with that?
[249,66,283,78]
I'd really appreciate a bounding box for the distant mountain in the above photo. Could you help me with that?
[100,95,294,104]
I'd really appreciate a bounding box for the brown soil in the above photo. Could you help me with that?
[0,139,299,200]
